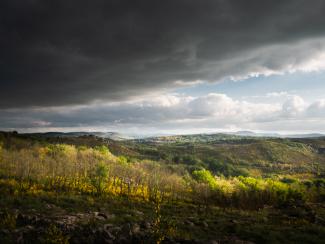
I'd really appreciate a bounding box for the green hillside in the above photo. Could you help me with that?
[111,134,325,178]
[0,131,324,243]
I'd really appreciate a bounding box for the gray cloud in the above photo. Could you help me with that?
[1,0,325,108]
[1,93,325,134]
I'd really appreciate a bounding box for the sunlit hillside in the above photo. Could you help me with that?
[0,132,324,243]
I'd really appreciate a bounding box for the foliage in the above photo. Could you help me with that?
[90,162,109,195]
[0,132,324,243]
[0,134,323,210]
[192,169,217,189]
[0,210,16,230]
[42,224,70,244]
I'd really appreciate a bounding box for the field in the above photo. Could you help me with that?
[0,131,325,243]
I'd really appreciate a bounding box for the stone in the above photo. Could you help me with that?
[76,213,86,218]
[98,212,108,219]
[110,226,122,234]
[45,203,56,209]
[209,240,219,244]
[131,223,141,234]
[107,214,116,220]
[184,220,195,226]
[230,219,239,224]
[143,221,151,229]
[1,229,10,234]
[103,229,115,240]
[202,221,209,228]
[133,210,144,216]
[104,223,115,230]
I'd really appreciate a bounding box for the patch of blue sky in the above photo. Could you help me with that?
[174,71,325,103]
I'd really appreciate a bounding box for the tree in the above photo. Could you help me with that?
[192,169,217,189]
[90,162,109,195]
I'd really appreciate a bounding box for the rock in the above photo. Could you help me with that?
[103,229,115,240]
[315,215,325,224]
[45,203,56,209]
[95,215,106,221]
[30,215,39,225]
[104,223,115,230]
[0,229,10,234]
[230,219,239,224]
[142,221,151,229]
[76,213,86,219]
[202,221,209,228]
[109,226,122,234]
[184,220,195,226]
[16,234,23,243]
[131,224,141,234]
[98,212,108,219]
[121,223,132,236]
[58,215,78,226]
[65,224,77,232]
[94,212,108,220]
[133,210,144,216]
[209,240,219,244]
[23,225,35,232]
[107,214,116,220]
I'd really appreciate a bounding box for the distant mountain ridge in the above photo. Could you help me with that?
[139,131,325,143]
[21,130,325,141]
[230,131,325,138]
[24,131,133,141]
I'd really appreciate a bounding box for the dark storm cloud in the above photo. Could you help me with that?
[1,0,325,108]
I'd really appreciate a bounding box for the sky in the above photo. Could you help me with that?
[1,0,325,135]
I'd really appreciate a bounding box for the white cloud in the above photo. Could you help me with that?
[306,99,325,117]
[265,91,289,98]
[281,95,306,117]
[188,93,237,117]
[2,92,325,134]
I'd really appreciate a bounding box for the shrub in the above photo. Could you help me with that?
[192,169,217,189]
[43,224,69,244]
[90,162,109,195]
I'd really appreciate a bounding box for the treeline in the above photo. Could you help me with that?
[122,136,325,178]
[0,138,324,210]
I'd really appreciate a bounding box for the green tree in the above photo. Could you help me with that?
[90,162,109,195]
[192,169,217,189]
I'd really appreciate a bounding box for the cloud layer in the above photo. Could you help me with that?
[1,0,325,108]
[1,93,325,134]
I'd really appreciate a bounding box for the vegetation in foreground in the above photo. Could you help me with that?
[0,131,324,243]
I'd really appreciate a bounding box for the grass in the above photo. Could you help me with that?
[1,190,325,243]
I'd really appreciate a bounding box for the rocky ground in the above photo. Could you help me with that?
[0,209,256,243]
[1,195,325,243]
